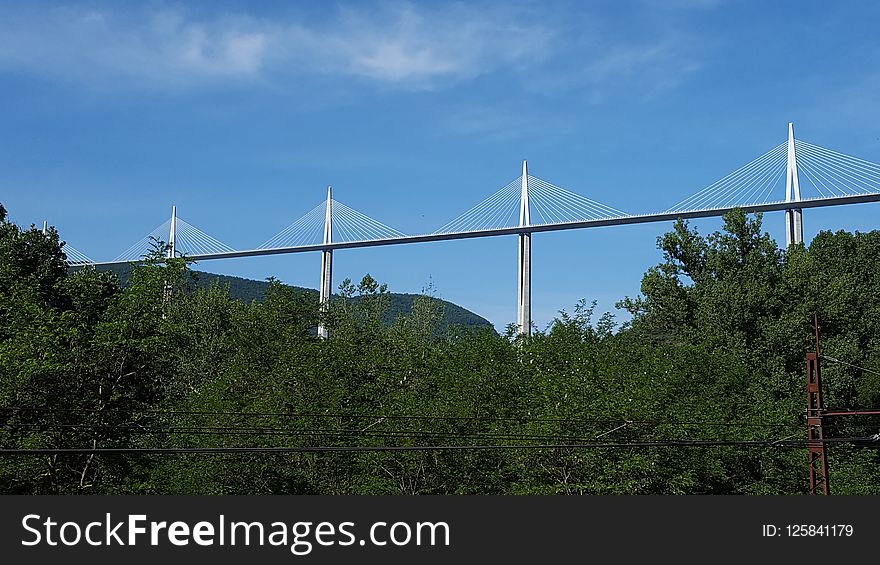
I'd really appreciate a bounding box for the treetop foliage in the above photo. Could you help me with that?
[1,203,879,494]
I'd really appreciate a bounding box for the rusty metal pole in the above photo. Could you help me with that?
[806,313,830,495]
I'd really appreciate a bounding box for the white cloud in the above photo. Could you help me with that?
[641,0,725,9]
[0,3,552,89]
[0,6,273,86]
[519,29,704,105]
[587,38,702,91]
[0,2,707,101]
[444,104,574,141]
[310,4,550,86]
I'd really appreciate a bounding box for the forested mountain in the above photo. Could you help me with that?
[95,264,494,332]
[2,201,880,495]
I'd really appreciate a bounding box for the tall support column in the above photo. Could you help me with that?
[517,161,531,336]
[168,205,177,258]
[317,186,333,339]
[785,122,804,247]
[42,221,48,235]
[163,205,176,309]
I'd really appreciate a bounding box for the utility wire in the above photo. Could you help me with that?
[821,355,880,378]
[2,436,879,456]
[4,423,792,444]
[0,406,801,428]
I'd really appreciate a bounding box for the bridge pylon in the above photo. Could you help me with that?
[517,160,531,337]
[162,205,177,308]
[785,122,804,247]
[168,205,177,258]
[317,186,333,339]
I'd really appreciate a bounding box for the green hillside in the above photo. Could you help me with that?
[95,264,494,331]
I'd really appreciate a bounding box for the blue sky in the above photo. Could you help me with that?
[2,0,879,331]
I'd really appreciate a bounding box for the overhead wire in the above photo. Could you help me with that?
[0,406,805,428]
[2,436,880,456]
[2,424,787,445]
[821,355,880,378]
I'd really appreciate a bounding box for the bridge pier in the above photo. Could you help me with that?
[168,205,177,258]
[517,161,531,336]
[317,186,333,339]
[162,205,177,309]
[785,208,803,247]
[785,122,804,247]
[517,232,531,336]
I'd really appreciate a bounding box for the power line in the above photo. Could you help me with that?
[821,354,880,377]
[2,423,791,445]
[2,437,879,456]
[0,406,801,428]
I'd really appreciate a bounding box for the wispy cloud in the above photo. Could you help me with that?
[0,3,553,90]
[444,104,573,141]
[441,28,705,139]
[641,0,726,10]
[0,2,709,105]
[582,37,703,100]
[301,4,551,86]
[0,7,272,85]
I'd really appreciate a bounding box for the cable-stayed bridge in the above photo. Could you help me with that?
[58,124,880,337]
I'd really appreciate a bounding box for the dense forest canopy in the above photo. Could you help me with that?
[1,202,879,494]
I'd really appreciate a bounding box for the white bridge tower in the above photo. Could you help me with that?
[317,186,333,339]
[785,122,804,247]
[517,160,531,336]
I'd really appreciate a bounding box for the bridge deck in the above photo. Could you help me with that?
[87,192,880,266]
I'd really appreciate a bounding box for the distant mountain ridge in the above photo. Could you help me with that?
[96,265,495,331]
